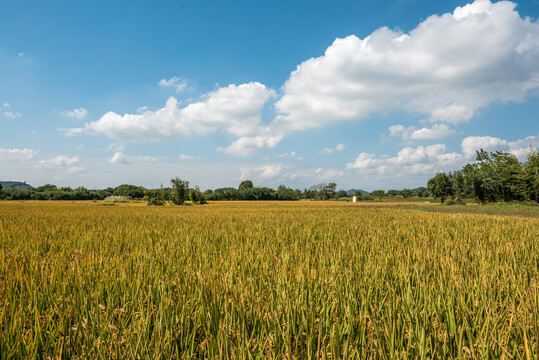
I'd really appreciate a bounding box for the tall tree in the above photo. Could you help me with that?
[170,177,190,205]
[524,148,539,202]
[464,150,525,203]
[449,170,469,201]
[400,188,412,198]
[427,172,453,203]
[321,183,337,200]
[238,180,254,190]
[371,190,385,202]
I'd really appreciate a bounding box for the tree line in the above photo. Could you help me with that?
[0,178,429,203]
[427,149,539,203]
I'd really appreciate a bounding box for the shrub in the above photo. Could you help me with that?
[104,196,131,203]
[445,199,466,206]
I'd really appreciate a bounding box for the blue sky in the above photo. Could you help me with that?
[1,0,538,191]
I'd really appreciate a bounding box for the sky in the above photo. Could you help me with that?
[1,0,539,191]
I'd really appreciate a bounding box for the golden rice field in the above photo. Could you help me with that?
[1,201,538,359]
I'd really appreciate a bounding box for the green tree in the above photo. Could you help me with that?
[170,177,190,205]
[400,188,412,198]
[463,150,525,203]
[371,190,385,202]
[113,184,145,198]
[35,184,58,192]
[144,185,167,206]
[276,185,299,200]
[427,172,453,203]
[449,170,469,201]
[321,183,337,200]
[387,189,399,197]
[238,180,254,190]
[189,186,207,204]
[524,148,539,202]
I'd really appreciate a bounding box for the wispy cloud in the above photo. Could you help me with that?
[60,108,88,119]
[318,144,346,154]
[158,76,188,92]
[109,152,128,164]
[0,147,37,161]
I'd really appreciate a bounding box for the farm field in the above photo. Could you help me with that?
[1,201,538,359]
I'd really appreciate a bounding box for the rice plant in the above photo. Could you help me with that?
[0,201,537,359]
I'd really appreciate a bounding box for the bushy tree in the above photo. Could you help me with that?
[276,185,299,200]
[427,172,453,203]
[113,184,145,199]
[371,190,385,202]
[448,170,469,201]
[189,186,207,204]
[238,180,254,190]
[35,184,58,192]
[463,150,525,203]
[170,177,189,205]
[400,188,412,198]
[144,188,166,206]
[387,189,399,197]
[318,183,336,200]
[524,148,539,202]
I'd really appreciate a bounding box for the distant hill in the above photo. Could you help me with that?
[0,181,34,190]
[346,189,369,196]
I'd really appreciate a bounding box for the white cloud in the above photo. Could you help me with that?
[38,155,80,168]
[179,154,194,160]
[219,133,283,156]
[347,132,539,181]
[59,127,84,136]
[271,0,539,141]
[509,133,539,159]
[318,143,346,154]
[2,102,9,108]
[346,144,464,178]
[60,108,88,119]
[387,144,449,165]
[75,82,276,144]
[61,0,539,158]
[240,163,285,180]
[460,133,539,160]
[159,76,188,92]
[106,143,124,152]
[461,136,510,159]
[65,166,84,174]
[318,148,334,154]
[276,151,302,160]
[315,168,345,179]
[136,156,159,162]
[389,123,457,140]
[0,147,37,161]
[3,111,22,119]
[346,153,380,170]
[109,152,128,164]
